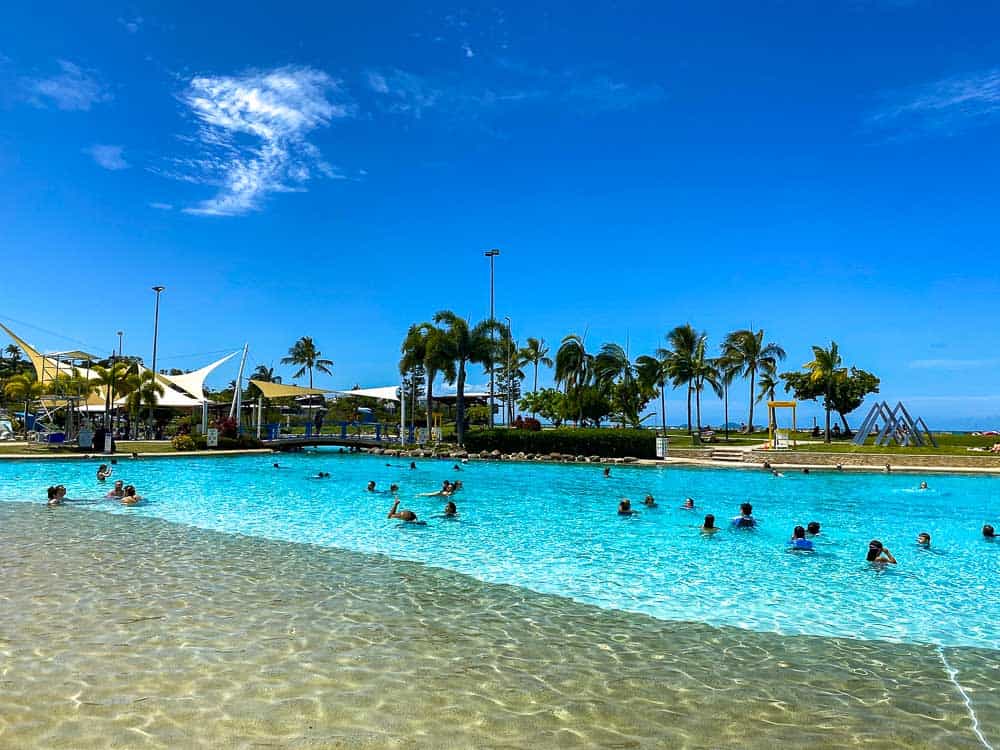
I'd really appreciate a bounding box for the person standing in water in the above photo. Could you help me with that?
[387,498,420,523]
[866,540,897,565]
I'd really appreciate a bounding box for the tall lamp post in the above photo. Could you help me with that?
[117,330,124,357]
[484,249,500,428]
[150,286,165,439]
[505,316,512,427]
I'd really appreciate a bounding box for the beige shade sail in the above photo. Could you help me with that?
[249,380,331,399]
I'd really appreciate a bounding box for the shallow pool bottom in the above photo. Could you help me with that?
[1,503,997,749]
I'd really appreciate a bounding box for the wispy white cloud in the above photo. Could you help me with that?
[564,75,665,112]
[462,43,475,58]
[168,66,354,216]
[118,16,143,33]
[364,69,441,118]
[909,357,1000,370]
[148,201,173,210]
[364,63,663,121]
[871,69,1000,137]
[24,59,111,111]
[85,144,129,170]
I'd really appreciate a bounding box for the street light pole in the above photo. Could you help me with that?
[484,249,500,429]
[117,330,124,357]
[505,316,512,426]
[150,286,165,440]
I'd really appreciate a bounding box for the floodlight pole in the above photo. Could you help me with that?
[505,316,512,426]
[484,249,500,429]
[150,287,165,377]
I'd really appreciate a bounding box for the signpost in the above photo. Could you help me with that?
[206,428,219,448]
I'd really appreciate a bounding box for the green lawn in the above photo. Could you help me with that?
[0,440,238,456]
[781,431,1000,457]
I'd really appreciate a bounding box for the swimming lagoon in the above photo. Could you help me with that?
[2,451,997,650]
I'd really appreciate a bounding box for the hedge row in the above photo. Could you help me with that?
[464,428,656,458]
[171,434,263,451]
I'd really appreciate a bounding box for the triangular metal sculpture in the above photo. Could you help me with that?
[853,401,937,448]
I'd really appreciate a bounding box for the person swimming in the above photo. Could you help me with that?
[96,464,112,481]
[443,500,458,517]
[453,464,462,471]
[311,472,331,479]
[788,525,814,551]
[387,498,421,523]
[643,494,658,508]
[919,481,929,490]
[866,540,897,565]
[806,521,821,536]
[916,532,931,548]
[367,481,377,492]
[410,462,417,470]
[617,498,638,516]
[273,462,283,469]
[46,486,62,506]
[603,467,611,478]
[451,480,463,493]
[681,497,695,509]
[983,524,996,540]
[121,485,142,505]
[701,514,719,533]
[389,483,399,493]
[802,468,810,475]
[732,502,756,528]
[106,480,125,498]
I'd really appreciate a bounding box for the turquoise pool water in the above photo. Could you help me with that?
[2,451,997,650]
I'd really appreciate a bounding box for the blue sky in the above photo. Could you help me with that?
[2,1,999,428]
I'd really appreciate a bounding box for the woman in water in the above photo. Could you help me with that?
[106,480,126,498]
[46,486,62,506]
[366,481,377,492]
[603,467,611,478]
[701,514,719,534]
[681,497,695,509]
[916,532,931,548]
[617,499,638,516]
[443,500,458,517]
[121,485,142,505]
[643,494,658,508]
[788,526,814,551]
[866,540,897,565]
[387,498,421,523]
[96,464,112,481]
[806,521,821,536]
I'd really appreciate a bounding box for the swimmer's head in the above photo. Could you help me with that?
[703,514,716,529]
[683,497,694,508]
[806,521,821,535]
[444,501,457,515]
[390,483,399,493]
[793,525,806,539]
[114,480,124,489]
[984,524,996,538]
[740,502,753,517]
[47,486,58,500]
[124,485,136,497]
[367,481,376,491]
[618,498,631,512]
[644,494,656,506]
[867,540,884,562]
[919,481,928,490]
[916,532,931,546]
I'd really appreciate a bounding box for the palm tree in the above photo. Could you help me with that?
[722,329,786,434]
[715,352,741,442]
[123,371,165,439]
[518,338,553,412]
[804,341,843,443]
[554,333,593,425]
[401,322,456,437]
[501,343,526,424]
[637,350,671,433]
[594,342,643,427]
[433,311,502,446]
[4,373,45,437]
[664,324,700,434]
[281,336,333,428]
[251,364,281,383]
[91,362,129,428]
[690,339,722,433]
[4,344,21,361]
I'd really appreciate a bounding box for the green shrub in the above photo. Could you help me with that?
[171,434,197,451]
[465,428,655,458]
[217,435,263,450]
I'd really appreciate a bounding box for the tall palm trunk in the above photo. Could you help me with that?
[423,368,435,436]
[747,368,756,433]
[659,383,666,433]
[686,385,692,433]
[695,381,702,432]
[825,385,832,443]
[723,382,729,443]
[456,361,467,446]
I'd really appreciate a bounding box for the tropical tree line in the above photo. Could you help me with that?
[399,315,880,445]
